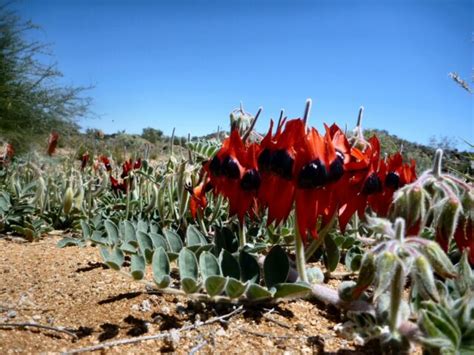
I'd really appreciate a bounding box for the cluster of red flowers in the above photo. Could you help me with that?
[190,118,417,241]
[0,143,14,166]
[98,156,141,193]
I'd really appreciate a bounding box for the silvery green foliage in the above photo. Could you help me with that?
[84,218,312,302]
[418,252,474,354]
[338,217,458,350]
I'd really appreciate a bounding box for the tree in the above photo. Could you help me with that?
[141,127,163,143]
[0,4,92,153]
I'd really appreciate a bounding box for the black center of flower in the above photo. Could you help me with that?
[257,148,272,173]
[297,159,328,189]
[204,182,214,193]
[328,153,344,183]
[221,156,240,179]
[270,149,293,180]
[240,169,261,191]
[362,173,382,195]
[209,156,222,177]
[385,172,400,189]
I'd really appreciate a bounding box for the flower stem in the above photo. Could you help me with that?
[238,220,246,248]
[432,149,443,178]
[294,219,309,283]
[305,212,337,261]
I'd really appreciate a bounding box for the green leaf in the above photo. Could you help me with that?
[179,247,199,280]
[186,225,207,246]
[90,230,107,245]
[345,246,363,271]
[56,237,79,248]
[164,229,183,253]
[136,231,154,263]
[152,247,171,288]
[137,219,148,233]
[215,227,238,253]
[104,220,119,246]
[149,232,169,251]
[120,241,137,254]
[324,234,340,272]
[130,254,146,280]
[220,250,240,280]
[181,277,200,294]
[101,247,124,270]
[199,251,220,279]
[239,251,260,283]
[263,245,289,288]
[246,284,273,301]
[374,251,397,299]
[80,220,91,240]
[225,277,248,298]
[204,275,227,296]
[123,220,137,244]
[273,282,312,299]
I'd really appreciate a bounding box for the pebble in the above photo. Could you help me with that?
[295,323,305,331]
[215,328,226,337]
[32,315,41,321]
[140,299,152,312]
[7,310,17,318]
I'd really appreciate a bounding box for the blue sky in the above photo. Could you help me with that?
[15,0,473,149]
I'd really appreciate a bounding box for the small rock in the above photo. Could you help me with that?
[140,299,152,312]
[131,304,140,312]
[32,315,41,321]
[295,323,305,331]
[215,328,226,337]
[7,310,16,318]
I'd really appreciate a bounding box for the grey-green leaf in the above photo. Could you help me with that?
[186,225,207,246]
[204,275,227,296]
[219,249,240,280]
[179,248,198,280]
[181,277,200,294]
[164,229,183,253]
[104,220,119,246]
[225,277,248,298]
[152,247,171,288]
[263,245,289,288]
[246,283,273,301]
[131,254,146,280]
[324,234,340,272]
[199,251,220,279]
[136,231,154,263]
[239,251,260,283]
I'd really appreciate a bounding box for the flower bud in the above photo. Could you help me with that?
[422,241,457,278]
[434,197,462,251]
[353,253,376,299]
[413,255,439,302]
[62,187,74,215]
[374,251,397,299]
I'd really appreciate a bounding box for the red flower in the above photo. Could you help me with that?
[47,132,59,156]
[453,215,474,265]
[338,136,382,232]
[100,156,112,172]
[368,153,417,216]
[208,129,260,223]
[257,118,303,226]
[188,179,212,219]
[121,158,142,178]
[80,152,89,171]
[293,123,347,240]
[110,175,127,194]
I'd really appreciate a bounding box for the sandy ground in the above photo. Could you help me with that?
[0,234,385,354]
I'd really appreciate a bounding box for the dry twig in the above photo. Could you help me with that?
[62,306,244,354]
[0,322,78,339]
